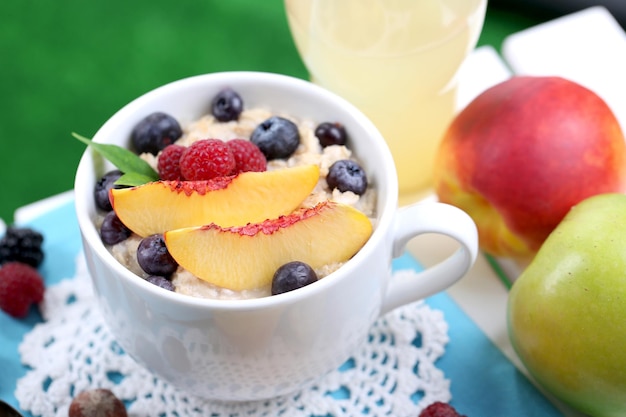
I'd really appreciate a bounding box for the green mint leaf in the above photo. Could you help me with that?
[115,172,158,187]
[72,132,159,183]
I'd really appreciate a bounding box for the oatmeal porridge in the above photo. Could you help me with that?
[95,92,376,300]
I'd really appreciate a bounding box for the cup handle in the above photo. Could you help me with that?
[380,202,479,315]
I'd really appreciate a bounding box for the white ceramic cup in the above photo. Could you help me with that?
[74,71,478,402]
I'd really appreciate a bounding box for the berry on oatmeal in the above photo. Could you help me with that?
[94,170,123,212]
[0,226,44,268]
[211,87,244,122]
[157,144,185,180]
[0,262,45,318]
[227,139,267,173]
[250,116,300,160]
[137,234,178,277]
[315,122,347,147]
[179,139,236,181]
[271,261,318,295]
[131,112,182,156]
[68,388,127,417]
[146,275,175,291]
[419,401,467,417]
[327,159,368,196]
[100,211,132,245]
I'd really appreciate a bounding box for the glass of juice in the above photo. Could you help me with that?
[284,0,487,205]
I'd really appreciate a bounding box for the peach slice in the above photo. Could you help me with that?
[110,164,320,237]
[163,201,373,291]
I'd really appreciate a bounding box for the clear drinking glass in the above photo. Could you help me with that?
[284,0,487,205]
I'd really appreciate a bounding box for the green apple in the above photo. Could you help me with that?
[508,193,626,417]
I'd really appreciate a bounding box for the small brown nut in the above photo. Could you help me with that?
[68,388,127,417]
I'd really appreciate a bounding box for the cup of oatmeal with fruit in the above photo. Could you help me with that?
[74,71,478,402]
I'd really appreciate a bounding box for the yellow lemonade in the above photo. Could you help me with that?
[285,0,486,204]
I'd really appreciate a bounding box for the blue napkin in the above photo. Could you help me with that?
[395,254,563,416]
[0,199,563,416]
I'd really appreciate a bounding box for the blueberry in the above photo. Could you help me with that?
[146,275,175,291]
[211,88,243,122]
[100,211,132,245]
[326,159,368,195]
[315,122,347,147]
[131,112,182,155]
[250,116,300,160]
[136,234,178,276]
[271,261,318,295]
[94,170,123,211]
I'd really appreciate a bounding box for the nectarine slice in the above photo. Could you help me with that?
[110,164,319,237]
[163,201,373,291]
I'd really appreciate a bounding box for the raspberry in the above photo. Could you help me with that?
[69,388,128,417]
[227,139,267,173]
[0,262,45,318]
[179,139,236,181]
[419,402,467,417]
[157,144,185,180]
[0,226,44,268]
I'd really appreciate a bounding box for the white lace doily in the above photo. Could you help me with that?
[15,254,451,417]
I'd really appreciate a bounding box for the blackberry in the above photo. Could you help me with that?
[100,211,132,245]
[250,116,300,160]
[271,261,318,295]
[326,159,368,195]
[131,112,182,155]
[211,88,244,122]
[137,234,178,277]
[0,227,44,268]
[146,275,175,292]
[94,170,123,211]
[314,122,347,147]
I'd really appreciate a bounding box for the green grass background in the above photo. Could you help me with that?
[0,1,558,222]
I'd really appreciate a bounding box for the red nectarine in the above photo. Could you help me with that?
[434,76,626,260]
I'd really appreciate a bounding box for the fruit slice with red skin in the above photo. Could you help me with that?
[164,201,373,291]
[110,164,319,237]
